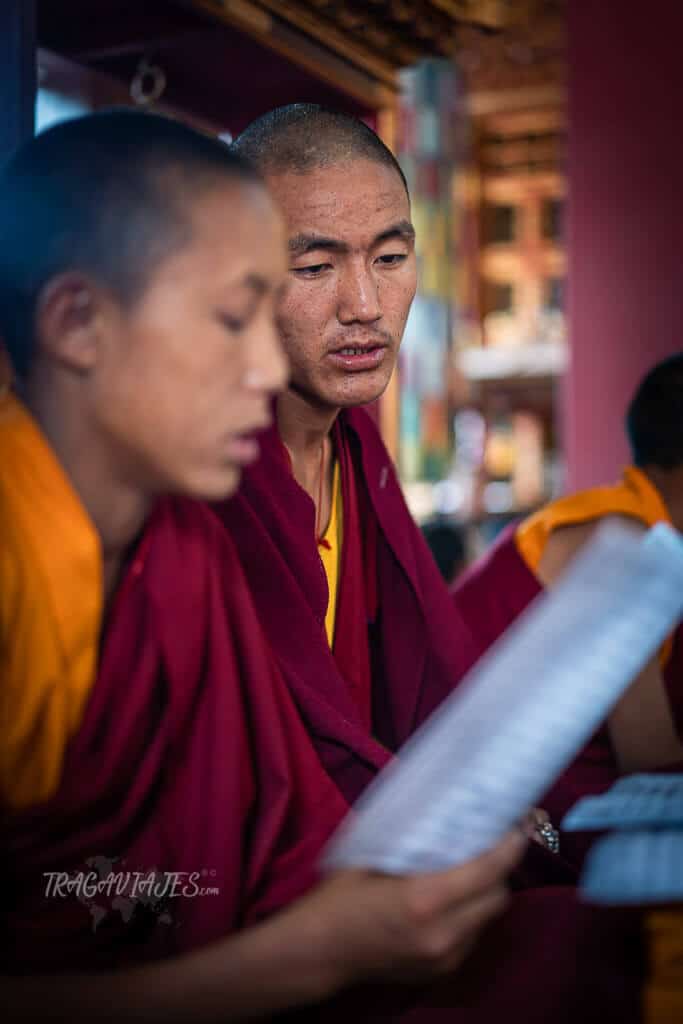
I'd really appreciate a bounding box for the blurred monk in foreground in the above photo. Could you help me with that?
[0,109,523,1021]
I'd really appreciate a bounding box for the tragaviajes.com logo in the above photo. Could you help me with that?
[43,856,220,932]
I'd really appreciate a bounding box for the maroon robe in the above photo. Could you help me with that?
[214,409,503,796]
[209,409,646,1021]
[214,408,574,888]
[451,524,683,867]
[2,490,643,1022]
[1,496,347,973]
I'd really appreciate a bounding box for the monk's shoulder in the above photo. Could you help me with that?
[0,525,20,639]
[157,495,243,564]
[538,514,647,586]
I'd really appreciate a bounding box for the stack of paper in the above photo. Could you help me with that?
[564,774,683,904]
[324,523,683,875]
[580,831,683,904]
[563,774,683,832]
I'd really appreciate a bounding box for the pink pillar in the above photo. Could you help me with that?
[565,0,683,491]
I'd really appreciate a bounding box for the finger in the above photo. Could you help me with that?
[442,881,510,939]
[411,883,510,970]
[397,936,475,984]
[518,807,550,839]
[431,934,479,978]
[475,830,527,875]
[427,831,525,904]
[519,815,537,840]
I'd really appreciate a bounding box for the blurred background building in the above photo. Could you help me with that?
[2,0,681,570]
[395,5,566,558]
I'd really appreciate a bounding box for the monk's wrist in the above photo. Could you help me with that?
[275,895,355,1002]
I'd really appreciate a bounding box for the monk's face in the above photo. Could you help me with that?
[91,180,288,500]
[266,159,417,411]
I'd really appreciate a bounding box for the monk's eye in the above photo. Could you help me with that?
[291,263,331,278]
[375,254,407,267]
[217,312,247,333]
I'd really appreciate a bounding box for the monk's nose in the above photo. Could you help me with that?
[337,263,381,325]
[244,316,289,394]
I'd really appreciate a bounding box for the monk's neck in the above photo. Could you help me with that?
[643,465,683,534]
[276,390,339,501]
[25,373,151,599]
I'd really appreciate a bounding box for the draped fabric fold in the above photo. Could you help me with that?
[2,497,347,972]
[212,408,570,889]
[1,400,643,1020]
[213,407,482,806]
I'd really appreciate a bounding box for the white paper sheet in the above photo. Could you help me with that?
[324,522,683,874]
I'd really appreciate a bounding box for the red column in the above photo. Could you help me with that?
[565,0,683,491]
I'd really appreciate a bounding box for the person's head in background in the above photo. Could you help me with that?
[233,104,416,426]
[0,109,288,509]
[626,353,683,531]
[421,517,467,586]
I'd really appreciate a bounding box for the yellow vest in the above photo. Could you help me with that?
[516,466,671,571]
[319,460,343,647]
[515,466,673,666]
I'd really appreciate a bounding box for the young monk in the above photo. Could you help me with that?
[452,355,683,863]
[221,105,562,872]
[0,109,525,1021]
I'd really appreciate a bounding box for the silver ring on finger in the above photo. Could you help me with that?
[537,821,560,855]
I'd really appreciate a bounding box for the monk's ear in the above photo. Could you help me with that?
[34,273,112,374]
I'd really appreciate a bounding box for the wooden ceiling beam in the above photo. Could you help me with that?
[431,0,508,29]
[181,0,505,84]
[242,0,399,82]
[185,0,399,104]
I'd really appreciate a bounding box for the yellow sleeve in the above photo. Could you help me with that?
[0,394,102,809]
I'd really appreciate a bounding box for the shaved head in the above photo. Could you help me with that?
[232,103,408,196]
[0,108,261,378]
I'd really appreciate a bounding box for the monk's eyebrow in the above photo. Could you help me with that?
[288,233,349,256]
[288,220,415,257]
[373,220,416,246]
[246,272,271,293]
[226,272,269,296]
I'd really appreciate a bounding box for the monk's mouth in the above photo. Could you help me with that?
[224,434,261,465]
[327,345,388,371]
